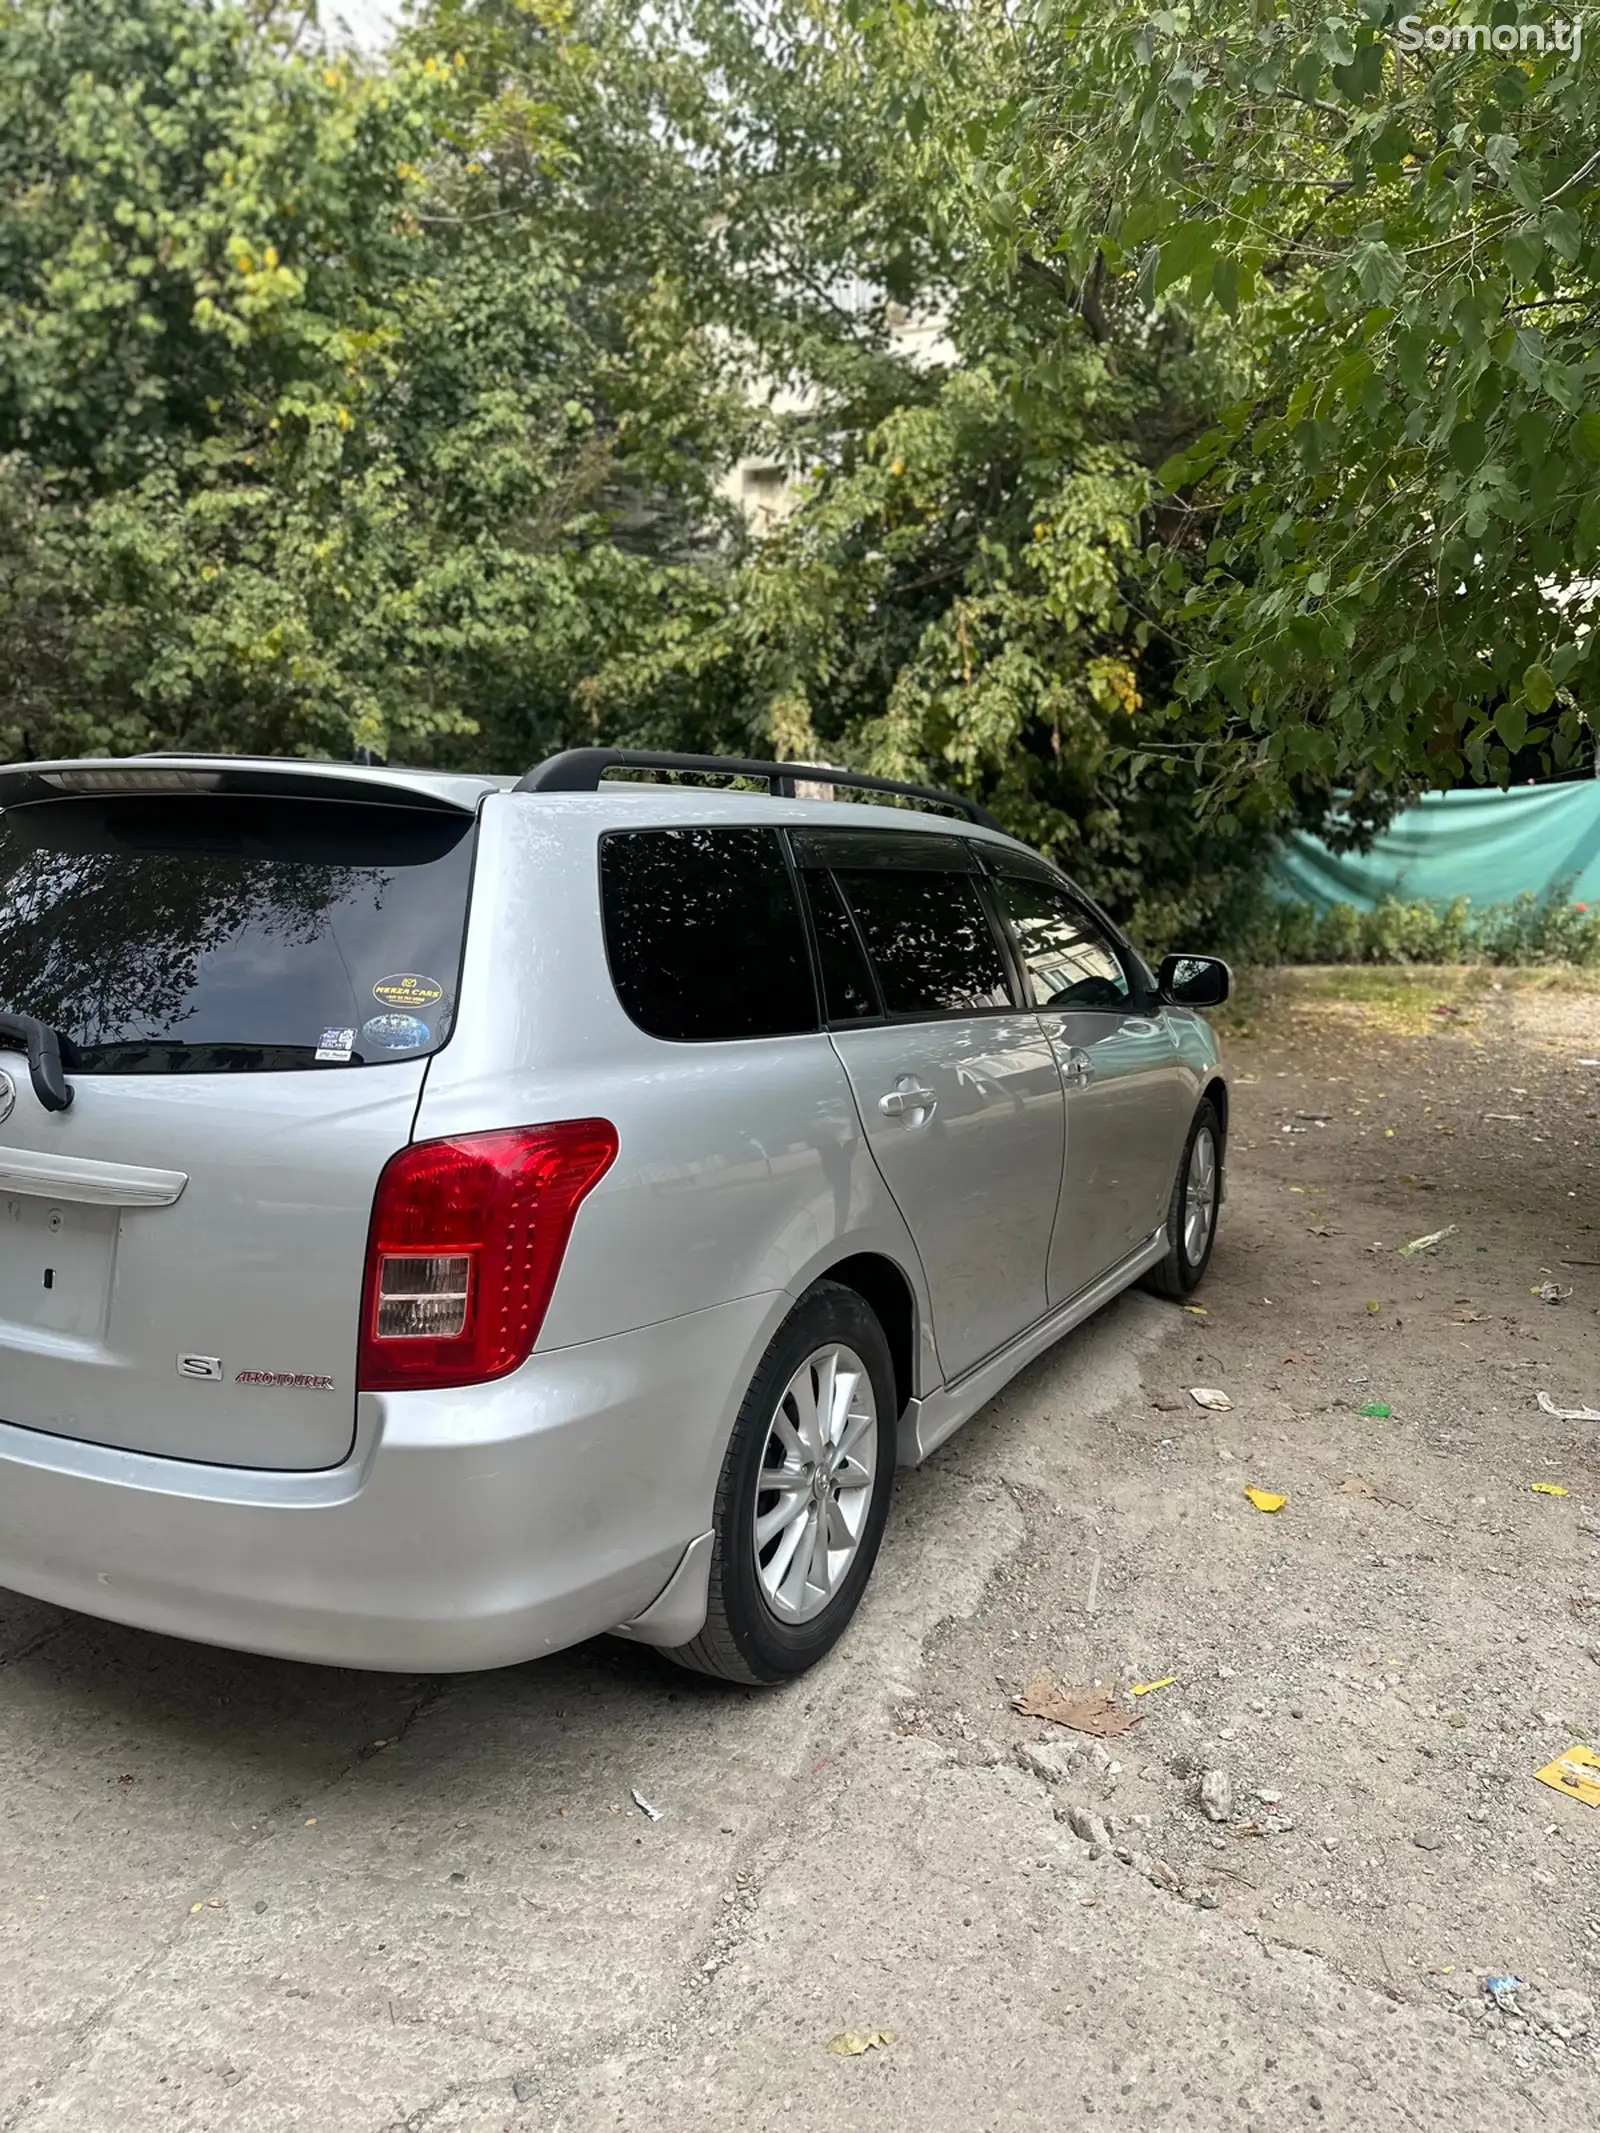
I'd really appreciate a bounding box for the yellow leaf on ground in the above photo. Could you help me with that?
[1530,1482,1569,1496]
[1532,1744,1600,1808]
[1244,1486,1286,1513]
[1130,1675,1178,1696]
[828,2029,894,2056]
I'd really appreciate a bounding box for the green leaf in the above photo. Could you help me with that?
[1349,239,1403,307]
[1543,206,1582,263]
[1523,663,1555,715]
[1153,219,1216,297]
[1448,421,1487,474]
[1496,699,1528,753]
[1574,412,1600,462]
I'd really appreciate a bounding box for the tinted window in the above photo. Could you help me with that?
[833,866,1013,1017]
[993,873,1131,1010]
[0,796,475,1073]
[799,869,878,1021]
[601,827,816,1042]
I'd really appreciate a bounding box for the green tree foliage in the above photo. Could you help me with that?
[928,0,1600,798]
[0,0,736,764]
[570,0,1288,935]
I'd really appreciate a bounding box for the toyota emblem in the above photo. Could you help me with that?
[0,1068,13,1126]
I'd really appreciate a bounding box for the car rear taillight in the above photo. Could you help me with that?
[358,1121,618,1392]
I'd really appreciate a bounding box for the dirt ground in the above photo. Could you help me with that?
[921,965,1600,2044]
[1,968,1597,2133]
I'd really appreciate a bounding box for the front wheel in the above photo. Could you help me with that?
[662,1281,897,1685]
[1143,1098,1223,1299]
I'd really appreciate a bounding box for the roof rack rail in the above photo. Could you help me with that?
[515,748,1003,831]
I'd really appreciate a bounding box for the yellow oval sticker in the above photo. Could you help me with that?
[372,972,444,1012]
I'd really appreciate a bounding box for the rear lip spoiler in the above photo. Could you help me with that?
[0,1147,187,1208]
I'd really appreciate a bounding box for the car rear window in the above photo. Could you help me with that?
[600,826,817,1042]
[0,795,476,1073]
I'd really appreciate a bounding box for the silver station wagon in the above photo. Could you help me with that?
[0,748,1229,1682]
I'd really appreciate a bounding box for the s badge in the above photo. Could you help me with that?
[177,1354,223,1381]
[0,1069,13,1126]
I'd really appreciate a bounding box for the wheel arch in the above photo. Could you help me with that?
[1203,1073,1229,1152]
[817,1251,919,1422]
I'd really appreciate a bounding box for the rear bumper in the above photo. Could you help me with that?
[0,1295,775,1671]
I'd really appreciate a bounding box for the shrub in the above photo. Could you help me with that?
[1242,889,1600,966]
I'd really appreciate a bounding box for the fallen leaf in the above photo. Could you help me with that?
[1530,1482,1569,1497]
[1188,1386,1233,1411]
[1447,1307,1486,1324]
[1399,1225,1456,1256]
[1013,1676,1140,1737]
[1531,1744,1600,1808]
[1130,1675,1178,1697]
[828,2030,894,2056]
[1244,1486,1286,1513]
[1366,1301,1382,1315]
[1183,1304,1208,1316]
[1338,1475,1376,1498]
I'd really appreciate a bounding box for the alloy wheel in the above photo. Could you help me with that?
[752,1343,879,1625]
[1183,1125,1218,1264]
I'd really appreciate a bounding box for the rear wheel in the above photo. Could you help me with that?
[663,1282,897,1684]
[1143,1098,1222,1299]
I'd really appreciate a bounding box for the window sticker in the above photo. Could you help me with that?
[362,1012,431,1053]
[314,1026,356,1062]
[372,972,444,1012]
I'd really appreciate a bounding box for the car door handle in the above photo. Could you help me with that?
[879,1084,937,1119]
[1061,1048,1094,1088]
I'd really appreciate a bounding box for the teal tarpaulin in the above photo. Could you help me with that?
[1269,784,1600,914]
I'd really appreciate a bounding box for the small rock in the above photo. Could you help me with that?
[513,2079,536,2104]
[1447,1711,1468,1729]
[1199,1768,1234,1824]
[1290,1706,1305,1720]
[448,1870,467,1884]
[1060,1802,1114,1857]
[1413,1830,1445,1851]
[1016,1741,1076,1786]
[1530,1987,1594,2040]
[252,1901,267,1915]
[1195,1890,1220,1910]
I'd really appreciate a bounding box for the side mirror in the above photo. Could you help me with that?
[1158,952,1231,1009]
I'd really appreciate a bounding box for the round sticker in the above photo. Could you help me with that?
[362,1013,432,1053]
[372,972,444,1012]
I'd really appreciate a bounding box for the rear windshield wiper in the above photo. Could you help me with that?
[0,1010,75,1113]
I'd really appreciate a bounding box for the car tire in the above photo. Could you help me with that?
[662,1281,898,1685]
[1143,1097,1223,1300]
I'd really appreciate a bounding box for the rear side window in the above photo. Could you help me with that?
[0,795,476,1073]
[601,827,817,1042]
[798,869,878,1022]
[831,862,1013,1017]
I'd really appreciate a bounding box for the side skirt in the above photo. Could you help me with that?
[897,1227,1169,1467]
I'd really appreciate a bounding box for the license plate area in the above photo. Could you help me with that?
[0,1195,118,1338]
